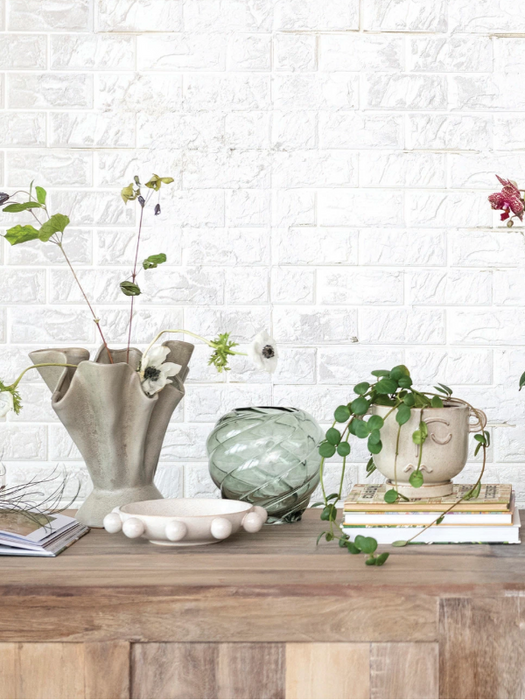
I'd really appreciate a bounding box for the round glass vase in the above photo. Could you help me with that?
[206,406,323,524]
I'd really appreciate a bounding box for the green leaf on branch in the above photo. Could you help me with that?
[326,493,339,501]
[366,557,377,566]
[121,183,138,203]
[316,531,326,545]
[4,224,40,245]
[35,186,47,205]
[319,442,336,458]
[434,383,453,396]
[368,439,383,454]
[354,419,369,438]
[143,253,167,270]
[404,393,416,407]
[367,415,384,431]
[368,429,381,445]
[436,515,445,525]
[396,403,411,426]
[431,395,444,408]
[375,552,389,566]
[365,457,376,475]
[355,535,377,554]
[464,483,481,501]
[325,427,341,445]
[346,541,361,554]
[337,441,351,457]
[3,201,42,213]
[409,470,424,488]
[38,213,70,241]
[371,369,390,377]
[520,372,525,391]
[375,377,398,394]
[120,281,141,297]
[321,504,337,521]
[334,405,350,423]
[392,540,407,547]
[325,532,333,542]
[412,421,428,445]
[353,382,370,395]
[384,489,399,504]
[397,375,413,389]
[350,396,370,415]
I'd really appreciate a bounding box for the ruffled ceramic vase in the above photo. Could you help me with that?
[29,341,194,527]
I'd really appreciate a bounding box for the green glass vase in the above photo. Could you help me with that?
[207,406,323,523]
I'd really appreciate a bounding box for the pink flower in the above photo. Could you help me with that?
[488,175,524,221]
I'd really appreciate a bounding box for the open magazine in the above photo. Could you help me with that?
[0,511,89,557]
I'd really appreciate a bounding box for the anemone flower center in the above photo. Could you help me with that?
[144,366,161,381]
[262,345,275,359]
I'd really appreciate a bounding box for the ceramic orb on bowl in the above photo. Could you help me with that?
[103,498,268,546]
[207,406,323,523]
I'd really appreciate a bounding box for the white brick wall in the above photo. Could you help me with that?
[2,0,525,506]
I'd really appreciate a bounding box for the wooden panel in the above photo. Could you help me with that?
[132,642,285,699]
[0,644,18,700]
[0,591,437,643]
[0,642,130,699]
[84,641,130,699]
[440,597,525,699]
[285,643,370,699]
[18,644,86,699]
[370,643,438,699]
[132,643,219,699]
[217,643,285,699]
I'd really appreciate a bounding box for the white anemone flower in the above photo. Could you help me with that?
[248,331,278,373]
[0,391,14,418]
[139,346,182,396]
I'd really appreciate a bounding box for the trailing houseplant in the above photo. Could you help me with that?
[315,365,489,566]
[0,178,279,526]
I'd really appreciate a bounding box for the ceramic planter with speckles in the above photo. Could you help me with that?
[29,341,194,528]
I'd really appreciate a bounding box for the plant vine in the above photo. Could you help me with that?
[315,365,489,566]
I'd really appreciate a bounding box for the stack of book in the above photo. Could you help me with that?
[342,484,520,544]
[0,511,89,556]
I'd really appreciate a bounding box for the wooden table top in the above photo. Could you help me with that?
[1,508,524,596]
[1,509,524,644]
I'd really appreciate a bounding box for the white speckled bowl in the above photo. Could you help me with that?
[103,498,268,546]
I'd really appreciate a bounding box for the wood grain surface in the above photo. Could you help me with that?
[1,510,524,699]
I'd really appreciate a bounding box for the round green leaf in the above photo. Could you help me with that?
[319,442,336,458]
[371,369,390,377]
[367,415,384,431]
[392,540,407,547]
[409,470,424,488]
[431,395,443,408]
[326,427,341,445]
[398,375,413,389]
[334,405,351,423]
[350,396,370,416]
[368,438,383,455]
[375,552,390,566]
[120,281,141,297]
[375,378,398,395]
[353,382,370,396]
[365,557,377,566]
[396,404,411,426]
[355,535,377,554]
[346,542,361,554]
[384,489,398,504]
[354,419,369,438]
[368,429,381,445]
[337,441,351,456]
[404,393,416,407]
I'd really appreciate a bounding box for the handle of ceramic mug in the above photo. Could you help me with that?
[469,407,488,433]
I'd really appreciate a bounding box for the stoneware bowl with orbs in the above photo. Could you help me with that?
[103,498,268,546]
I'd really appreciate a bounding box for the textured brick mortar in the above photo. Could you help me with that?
[1,0,525,505]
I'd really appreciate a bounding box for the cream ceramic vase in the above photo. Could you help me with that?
[372,402,487,498]
[29,341,194,527]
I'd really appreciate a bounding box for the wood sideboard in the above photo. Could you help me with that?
[1,509,524,699]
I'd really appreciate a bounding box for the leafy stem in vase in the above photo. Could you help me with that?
[0,185,115,363]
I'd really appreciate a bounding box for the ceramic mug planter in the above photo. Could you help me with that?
[372,401,487,498]
[29,342,194,528]
[103,498,268,546]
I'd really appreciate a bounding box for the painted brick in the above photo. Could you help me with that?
[407,114,492,151]
[274,0,358,30]
[318,269,404,305]
[364,74,447,110]
[319,35,403,72]
[8,0,91,31]
[8,73,93,109]
[363,0,447,32]
[0,34,47,69]
[51,35,135,70]
[273,34,316,72]
[409,37,492,72]
[409,270,492,306]
[359,229,446,266]
[96,0,182,32]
